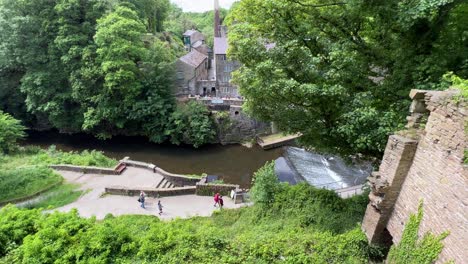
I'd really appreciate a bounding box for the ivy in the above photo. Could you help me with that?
[387,201,450,264]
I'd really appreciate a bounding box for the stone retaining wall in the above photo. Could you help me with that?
[50,165,119,175]
[105,186,196,197]
[362,89,467,263]
[155,168,200,187]
[196,177,239,196]
[121,158,201,187]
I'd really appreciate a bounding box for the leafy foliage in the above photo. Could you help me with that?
[0,111,26,153]
[250,161,279,206]
[165,4,229,47]
[387,202,449,264]
[166,101,217,148]
[0,0,214,147]
[0,176,379,263]
[227,0,468,156]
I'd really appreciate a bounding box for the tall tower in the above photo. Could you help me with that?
[214,0,221,37]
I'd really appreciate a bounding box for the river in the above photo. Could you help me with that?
[24,131,283,188]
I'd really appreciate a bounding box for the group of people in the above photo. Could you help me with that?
[138,191,163,215]
[213,193,224,209]
[137,191,226,215]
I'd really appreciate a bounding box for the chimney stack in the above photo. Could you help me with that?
[214,0,221,37]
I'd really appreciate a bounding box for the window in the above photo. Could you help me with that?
[176,71,184,80]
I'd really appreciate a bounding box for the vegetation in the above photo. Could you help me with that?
[227,0,468,156]
[388,202,449,264]
[165,4,229,47]
[0,146,116,204]
[0,111,26,153]
[166,101,217,148]
[22,184,84,210]
[0,163,380,263]
[0,0,216,148]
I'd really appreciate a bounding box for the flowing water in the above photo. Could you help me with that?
[23,131,283,188]
[281,147,372,190]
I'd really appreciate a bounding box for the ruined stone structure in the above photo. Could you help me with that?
[362,89,467,263]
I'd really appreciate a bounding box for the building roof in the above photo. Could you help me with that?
[183,29,198,36]
[179,49,207,67]
[192,40,204,48]
[214,37,228,54]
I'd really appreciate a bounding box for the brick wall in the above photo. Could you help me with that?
[362,89,467,263]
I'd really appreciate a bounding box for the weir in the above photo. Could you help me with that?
[275,147,372,191]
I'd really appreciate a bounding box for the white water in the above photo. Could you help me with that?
[282,147,372,190]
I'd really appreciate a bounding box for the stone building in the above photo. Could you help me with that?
[362,89,467,263]
[175,50,208,96]
[175,0,241,99]
[182,30,205,52]
[214,36,240,98]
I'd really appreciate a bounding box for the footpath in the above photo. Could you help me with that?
[54,168,244,220]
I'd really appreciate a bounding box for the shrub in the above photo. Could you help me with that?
[0,111,26,154]
[250,161,280,206]
[166,101,216,148]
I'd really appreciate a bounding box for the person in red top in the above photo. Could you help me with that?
[213,193,220,207]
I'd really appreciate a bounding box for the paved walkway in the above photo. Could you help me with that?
[54,168,244,220]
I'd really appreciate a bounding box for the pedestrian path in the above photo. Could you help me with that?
[54,168,245,220]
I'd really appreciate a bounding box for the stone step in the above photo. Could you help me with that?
[162,179,171,189]
[155,178,166,188]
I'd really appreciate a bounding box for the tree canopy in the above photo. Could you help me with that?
[0,0,216,147]
[227,0,468,156]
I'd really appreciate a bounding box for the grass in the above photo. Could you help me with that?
[0,166,62,204]
[0,146,116,204]
[21,184,84,209]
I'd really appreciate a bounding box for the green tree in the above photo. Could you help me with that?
[166,101,216,148]
[250,161,280,207]
[0,111,26,153]
[84,5,147,137]
[227,0,468,156]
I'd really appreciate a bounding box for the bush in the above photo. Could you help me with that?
[166,101,216,148]
[0,111,26,154]
[250,161,280,206]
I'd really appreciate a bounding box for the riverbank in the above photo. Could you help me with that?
[0,146,116,206]
[23,130,283,188]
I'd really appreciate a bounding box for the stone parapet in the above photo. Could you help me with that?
[105,186,196,197]
[362,89,467,263]
[155,167,200,187]
[195,177,239,196]
[50,165,119,175]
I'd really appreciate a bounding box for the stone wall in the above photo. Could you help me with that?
[105,186,196,197]
[122,158,200,187]
[362,89,467,263]
[215,105,270,144]
[155,167,200,187]
[196,177,240,196]
[50,165,119,175]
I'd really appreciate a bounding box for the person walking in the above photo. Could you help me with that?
[218,195,224,209]
[213,193,220,207]
[158,200,163,215]
[139,191,146,209]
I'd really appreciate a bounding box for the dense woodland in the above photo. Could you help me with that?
[0,0,217,148]
[1,0,466,156]
[228,0,468,156]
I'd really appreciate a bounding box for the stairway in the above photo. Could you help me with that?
[155,178,175,189]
